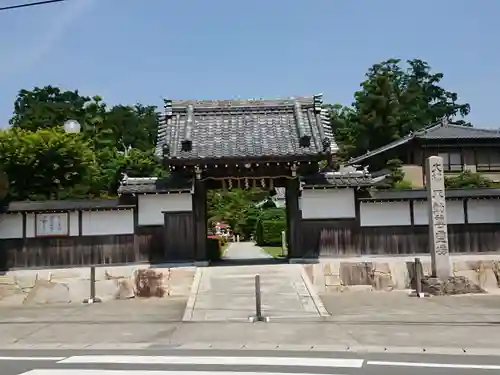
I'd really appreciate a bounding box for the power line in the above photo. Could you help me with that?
[0,0,66,12]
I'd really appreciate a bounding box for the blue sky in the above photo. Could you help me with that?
[0,0,498,128]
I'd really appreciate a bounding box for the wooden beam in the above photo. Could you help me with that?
[193,179,207,261]
[285,178,301,258]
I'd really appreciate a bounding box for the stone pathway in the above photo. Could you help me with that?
[183,242,328,321]
[223,241,272,260]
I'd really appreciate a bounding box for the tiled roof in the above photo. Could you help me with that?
[417,124,500,139]
[255,188,286,209]
[301,171,387,188]
[2,199,132,213]
[346,121,500,166]
[363,188,500,201]
[155,95,337,163]
[118,175,192,195]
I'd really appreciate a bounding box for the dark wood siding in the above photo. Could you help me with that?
[163,211,195,262]
[0,226,164,270]
[298,220,500,257]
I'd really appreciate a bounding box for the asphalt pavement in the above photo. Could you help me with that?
[1,349,500,375]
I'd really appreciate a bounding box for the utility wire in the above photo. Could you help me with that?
[0,0,65,12]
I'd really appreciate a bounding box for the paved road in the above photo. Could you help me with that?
[1,349,500,374]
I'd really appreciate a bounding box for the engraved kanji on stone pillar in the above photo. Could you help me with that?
[425,156,451,280]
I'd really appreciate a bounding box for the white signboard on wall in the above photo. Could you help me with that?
[35,213,69,237]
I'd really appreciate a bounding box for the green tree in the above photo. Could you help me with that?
[207,188,269,238]
[104,104,158,152]
[6,86,163,199]
[0,128,97,200]
[10,86,159,153]
[98,148,165,195]
[331,59,471,161]
[10,86,101,132]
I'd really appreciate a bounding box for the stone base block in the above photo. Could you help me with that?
[309,256,500,294]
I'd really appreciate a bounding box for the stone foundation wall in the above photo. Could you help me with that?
[0,264,195,305]
[303,254,500,293]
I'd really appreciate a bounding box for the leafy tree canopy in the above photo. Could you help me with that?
[2,85,162,200]
[207,188,269,237]
[330,59,471,161]
[0,128,97,200]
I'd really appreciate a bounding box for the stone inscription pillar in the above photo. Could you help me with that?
[425,156,451,280]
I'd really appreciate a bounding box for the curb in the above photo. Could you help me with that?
[299,265,330,317]
[158,343,500,357]
[181,267,204,322]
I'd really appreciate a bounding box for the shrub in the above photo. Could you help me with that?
[394,179,413,190]
[219,235,228,247]
[206,236,222,261]
[255,208,286,246]
[445,171,498,189]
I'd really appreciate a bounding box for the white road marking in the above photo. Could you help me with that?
[20,371,349,375]
[368,360,500,370]
[59,355,363,368]
[0,356,65,361]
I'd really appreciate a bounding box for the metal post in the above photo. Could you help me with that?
[248,274,268,322]
[90,265,96,301]
[255,274,262,320]
[83,265,101,304]
[415,258,422,298]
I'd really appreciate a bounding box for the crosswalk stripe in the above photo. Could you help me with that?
[0,356,65,361]
[20,371,350,375]
[58,355,364,368]
[367,360,500,370]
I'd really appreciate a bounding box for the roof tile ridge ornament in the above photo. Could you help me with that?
[312,94,332,153]
[168,96,314,113]
[120,175,159,186]
[181,104,194,152]
[293,99,311,147]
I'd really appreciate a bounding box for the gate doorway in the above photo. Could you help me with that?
[206,187,289,265]
[150,95,336,263]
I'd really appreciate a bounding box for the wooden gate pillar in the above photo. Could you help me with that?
[285,178,301,258]
[192,178,208,261]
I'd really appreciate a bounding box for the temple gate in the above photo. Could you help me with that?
[119,95,379,263]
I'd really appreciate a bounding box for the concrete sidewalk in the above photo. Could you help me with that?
[320,291,500,323]
[165,320,500,354]
[0,294,499,354]
[183,242,327,321]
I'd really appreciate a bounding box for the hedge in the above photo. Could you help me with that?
[255,208,286,246]
[206,235,228,262]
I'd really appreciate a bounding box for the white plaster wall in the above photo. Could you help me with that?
[413,200,465,225]
[468,199,500,224]
[26,213,35,238]
[82,210,134,235]
[301,189,356,219]
[138,194,192,226]
[360,201,411,226]
[0,213,23,239]
[69,211,79,236]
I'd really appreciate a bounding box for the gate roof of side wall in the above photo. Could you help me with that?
[155,94,337,166]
